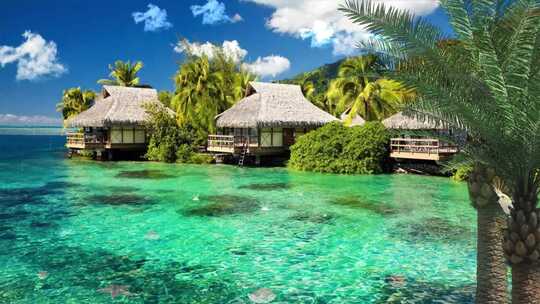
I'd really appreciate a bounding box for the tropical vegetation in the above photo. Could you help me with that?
[56,87,95,121]
[98,60,144,87]
[289,121,390,174]
[170,41,255,143]
[341,0,540,303]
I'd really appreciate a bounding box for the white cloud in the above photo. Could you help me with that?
[174,39,290,78]
[243,0,439,55]
[191,0,243,25]
[174,39,248,63]
[132,4,172,32]
[243,55,290,78]
[0,113,61,125]
[0,31,67,81]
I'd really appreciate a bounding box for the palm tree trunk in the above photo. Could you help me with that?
[476,203,508,304]
[511,263,540,303]
[469,165,508,304]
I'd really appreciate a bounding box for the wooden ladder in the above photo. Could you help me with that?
[238,142,248,166]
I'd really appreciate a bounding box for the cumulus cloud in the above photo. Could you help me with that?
[0,31,67,81]
[0,113,61,125]
[132,4,172,32]
[174,39,248,63]
[174,39,290,78]
[191,0,243,25]
[243,55,290,78]
[243,0,439,55]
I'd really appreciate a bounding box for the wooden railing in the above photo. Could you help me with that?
[66,132,107,148]
[207,135,259,153]
[390,138,458,160]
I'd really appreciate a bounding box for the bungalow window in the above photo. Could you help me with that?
[260,128,272,147]
[111,127,123,144]
[134,129,146,143]
[123,128,134,144]
[272,128,283,147]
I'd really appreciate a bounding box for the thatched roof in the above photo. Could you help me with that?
[340,108,366,126]
[67,86,161,128]
[382,111,445,130]
[216,82,337,128]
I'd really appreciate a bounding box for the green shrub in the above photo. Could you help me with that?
[189,153,215,164]
[452,164,473,182]
[289,121,390,174]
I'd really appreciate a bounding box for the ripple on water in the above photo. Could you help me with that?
[116,170,173,180]
[183,194,260,217]
[289,211,336,224]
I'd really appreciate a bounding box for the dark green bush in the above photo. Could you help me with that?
[289,122,390,174]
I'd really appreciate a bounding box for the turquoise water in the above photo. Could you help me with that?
[0,135,476,303]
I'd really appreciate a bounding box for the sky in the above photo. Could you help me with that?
[0,0,452,125]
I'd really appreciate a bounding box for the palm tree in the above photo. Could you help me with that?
[98,60,144,87]
[340,0,540,303]
[326,55,413,121]
[56,88,95,120]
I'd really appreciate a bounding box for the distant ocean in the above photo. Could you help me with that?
[0,125,66,136]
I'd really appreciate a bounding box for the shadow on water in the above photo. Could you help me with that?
[116,170,173,180]
[238,182,291,191]
[328,196,398,216]
[6,244,241,303]
[394,217,472,241]
[182,195,260,217]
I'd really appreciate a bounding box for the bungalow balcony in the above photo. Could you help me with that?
[207,135,260,154]
[66,132,107,150]
[390,138,459,161]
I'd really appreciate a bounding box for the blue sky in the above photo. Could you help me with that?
[0,0,451,125]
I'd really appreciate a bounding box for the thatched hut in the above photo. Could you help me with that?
[340,108,366,126]
[65,85,161,158]
[382,111,459,161]
[207,82,337,157]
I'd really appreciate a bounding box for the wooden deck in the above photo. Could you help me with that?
[66,132,146,151]
[207,135,285,156]
[390,138,458,161]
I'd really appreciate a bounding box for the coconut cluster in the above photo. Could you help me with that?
[504,207,540,265]
[468,165,497,208]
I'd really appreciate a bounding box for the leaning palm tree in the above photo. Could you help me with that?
[340,0,540,303]
[327,55,413,121]
[98,60,144,87]
[56,88,95,121]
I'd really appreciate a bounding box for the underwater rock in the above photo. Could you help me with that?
[84,194,152,206]
[98,284,133,299]
[144,230,160,241]
[116,170,173,180]
[239,183,290,191]
[328,196,397,215]
[30,221,57,229]
[183,195,260,217]
[37,271,48,280]
[249,288,276,303]
[289,212,335,224]
[379,275,474,303]
[395,217,472,241]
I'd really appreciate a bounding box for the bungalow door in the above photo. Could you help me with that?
[283,128,295,147]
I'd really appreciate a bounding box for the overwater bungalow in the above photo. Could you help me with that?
[207,82,337,164]
[382,112,460,161]
[65,85,161,159]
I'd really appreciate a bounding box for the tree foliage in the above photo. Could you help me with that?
[98,60,144,87]
[340,0,540,300]
[56,88,95,120]
[289,122,390,174]
[171,43,255,142]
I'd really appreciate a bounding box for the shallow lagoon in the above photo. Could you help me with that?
[0,135,476,303]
